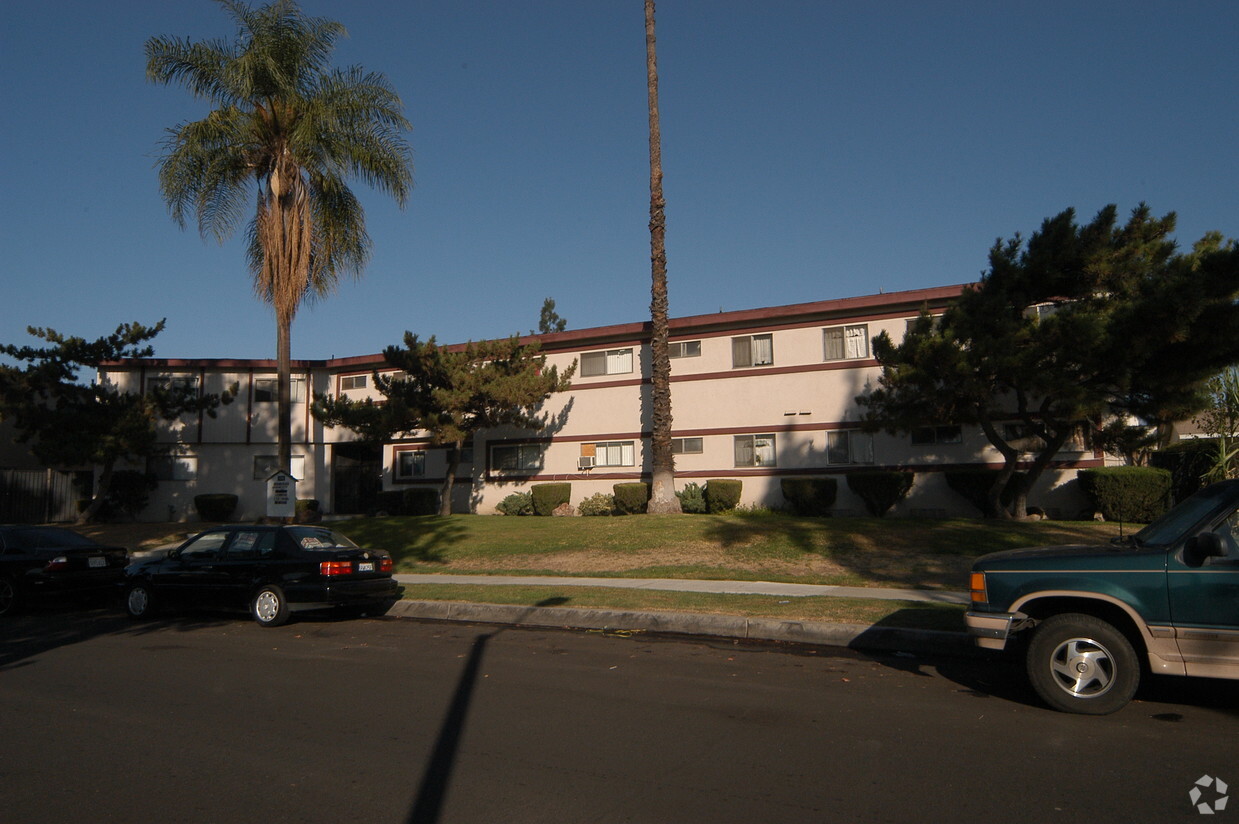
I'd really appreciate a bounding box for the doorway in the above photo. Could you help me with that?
[332,443,383,515]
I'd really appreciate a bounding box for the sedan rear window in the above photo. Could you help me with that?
[286,527,359,550]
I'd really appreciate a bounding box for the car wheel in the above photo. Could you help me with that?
[0,576,20,616]
[1026,613,1140,715]
[251,585,290,627]
[125,582,157,619]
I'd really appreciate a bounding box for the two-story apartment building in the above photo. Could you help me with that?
[98,283,1102,521]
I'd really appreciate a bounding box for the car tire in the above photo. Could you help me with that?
[0,576,20,617]
[125,582,157,619]
[251,585,290,627]
[1026,613,1140,715]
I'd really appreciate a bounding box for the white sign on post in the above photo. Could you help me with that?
[266,470,297,520]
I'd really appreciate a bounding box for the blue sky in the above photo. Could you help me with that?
[2,1,1237,362]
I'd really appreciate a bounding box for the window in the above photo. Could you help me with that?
[340,374,368,391]
[491,443,544,472]
[732,334,773,368]
[911,425,962,445]
[824,324,869,361]
[147,374,199,395]
[581,348,633,377]
[226,530,275,560]
[827,430,874,465]
[668,340,701,359]
[1003,423,1087,453]
[255,377,306,403]
[253,455,305,480]
[179,531,228,561]
[671,437,703,455]
[734,434,776,467]
[591,441,635,467]
[396,450,426,479]
[148,454,197,481]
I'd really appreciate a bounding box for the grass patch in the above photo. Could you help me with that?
[402,583,966,632]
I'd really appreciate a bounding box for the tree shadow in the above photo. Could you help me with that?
[336,514,470,564]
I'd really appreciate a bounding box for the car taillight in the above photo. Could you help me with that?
[380,558,393,573]
[970,571,988,604]
[320,561,353,576]
[44,556,71,572]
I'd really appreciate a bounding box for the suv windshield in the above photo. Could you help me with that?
[285,527,359,550]
[1134,482,1239,547]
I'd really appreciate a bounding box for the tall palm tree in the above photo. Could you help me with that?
[644,0,680,513]
[147,0,412,474]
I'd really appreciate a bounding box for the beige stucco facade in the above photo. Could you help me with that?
[97,284,1101,521]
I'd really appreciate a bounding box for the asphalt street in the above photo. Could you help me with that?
[2,606,1237,823]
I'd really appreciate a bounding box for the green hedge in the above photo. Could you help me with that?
[403,487,440,516]
[612,483,649,515]
[497,492,534,516]
[1150,439,1216,503]
[103,470,157,520]
[532,483,572,516]
[375,490,404,515]
[846,471,914,518]
[779,478,837,516]
[579,493,615,516]
[1078,466,1172,523]
[296,498,322,523]
[194,493,238,522]
[705,479,742,513]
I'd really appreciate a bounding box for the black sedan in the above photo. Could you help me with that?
[1,526,129,616]
[123,524,402,627]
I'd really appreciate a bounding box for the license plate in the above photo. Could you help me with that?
[88,557,106,568]
[358,562,375,573]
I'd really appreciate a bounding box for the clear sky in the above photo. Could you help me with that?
[2,1,1237,363]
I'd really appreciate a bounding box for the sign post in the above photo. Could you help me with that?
[265,470,297,521]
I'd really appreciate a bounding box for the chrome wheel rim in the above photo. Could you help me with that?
[127,586,149,616]
[254,590,280,623]
[1048,637,1116,699]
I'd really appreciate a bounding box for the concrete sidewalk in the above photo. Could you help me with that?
[392,573,975,657]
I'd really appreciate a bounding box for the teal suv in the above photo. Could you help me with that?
[967,480,1239,714]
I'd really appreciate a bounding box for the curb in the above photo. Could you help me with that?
[388,600,976,658]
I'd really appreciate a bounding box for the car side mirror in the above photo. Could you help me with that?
[1185,532,1226,567]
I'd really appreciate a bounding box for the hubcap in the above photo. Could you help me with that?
[255,591,280,622]
[1049,637,1115,698]
[127,587,149,615]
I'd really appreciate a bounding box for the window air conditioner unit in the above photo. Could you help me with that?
[577,456,596,470]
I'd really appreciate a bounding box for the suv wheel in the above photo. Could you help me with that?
[1026,613,1140,715]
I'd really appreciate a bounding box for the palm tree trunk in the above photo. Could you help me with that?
[645,0,680,514]
[277,311,293,476]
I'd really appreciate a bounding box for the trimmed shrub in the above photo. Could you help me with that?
[780,478,838,516]
[676,482,707,514]
[1078,466,1172,523]
[846,471,915,518]
[579,493,615,516]
[295,498,322,523]
[612,483,650,515]
[532,483,572,516]
[704,479,742,513]
[375,490,405,515]
[1150,439,1216,503]
[194,493,238,522]
[497,492,534,516]
[943,469,1024,516]
[403,487,440,516]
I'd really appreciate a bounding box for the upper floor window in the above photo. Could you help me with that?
[732,334,773,368]
[491,443,544,472]
[671,437,703,455]
[581,348,633,377]
[668,340,701,359]
[589,441,635,467]
[911,425,962,445]
[147,374,199,395]
[255,376,306,403]
[824,324,869,361]
[340,375,368,391]
[253,454,305,480]
[826,430,874,465]
[734,434,776,467]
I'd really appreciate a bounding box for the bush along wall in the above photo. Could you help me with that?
[704,479,742,513]
[1150,439,1216,504]
[497,492,534,516]
[612,483,650,515]
[676,482,707,514]
[402,487,440,516]
[779,478,838,516]
[846,471,914,517]
[1078,466,1172,523]
[531,483,572,516]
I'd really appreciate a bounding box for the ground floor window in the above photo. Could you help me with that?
[396,450,426,479]
[149,454,198,482]
[253,454,305,480]
[826,430,874,465]
[734,434,776,467]
[491,443,544,472]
